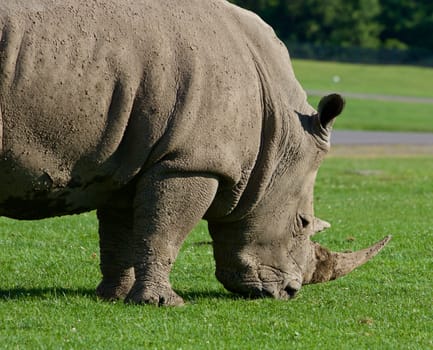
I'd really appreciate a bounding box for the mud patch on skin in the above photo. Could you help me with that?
[33,172,54,191]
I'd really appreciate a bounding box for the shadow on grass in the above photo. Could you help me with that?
[0,287,96,301]
[0,287,241,303]
[180,290,239,302]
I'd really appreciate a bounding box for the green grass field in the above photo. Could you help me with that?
[1,154,432,349]
[308,95,433,132]
[292,60,433,132]
[292,60,433,97]
[0,59,432,348]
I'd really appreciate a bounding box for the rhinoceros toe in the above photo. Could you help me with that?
[96,276,135,301]
[124,281,184,306]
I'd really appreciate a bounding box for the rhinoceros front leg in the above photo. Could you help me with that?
[96,207,135,300]
[125,170,218,306]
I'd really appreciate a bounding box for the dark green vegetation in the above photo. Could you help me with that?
[293,59,433,132]
[229,0,433,51]
[1,155,432,349]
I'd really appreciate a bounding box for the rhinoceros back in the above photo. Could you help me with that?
[0,0,180,217]
[0,0,313,219]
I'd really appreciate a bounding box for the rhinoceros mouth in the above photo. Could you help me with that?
[214,280,298,300]
[256,264,302,298]
[215,265,302,300]
[229,279,301,300]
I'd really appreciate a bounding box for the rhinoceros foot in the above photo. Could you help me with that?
[96,274,135,301]
[125,281,184,306]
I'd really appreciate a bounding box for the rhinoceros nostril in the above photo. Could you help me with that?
[282,280,301,299]
[284,285,299,298]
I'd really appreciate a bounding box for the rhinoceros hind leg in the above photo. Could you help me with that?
[125,170,218,306]
[96,207,135,300]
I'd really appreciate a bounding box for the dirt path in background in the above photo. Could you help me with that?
[332,130,433,145]
[308,90,433,157]
[330,144,433,157]
[330,131,433,157]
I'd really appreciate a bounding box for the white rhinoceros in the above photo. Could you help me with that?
[0,0,390,305]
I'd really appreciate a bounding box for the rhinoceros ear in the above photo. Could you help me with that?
[311,217,331,237]
[318,94,345,128]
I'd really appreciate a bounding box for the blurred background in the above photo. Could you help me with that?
[229,0,433,137]
[229,0,433,66]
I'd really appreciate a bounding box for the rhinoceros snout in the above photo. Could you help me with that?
[281,280,301,299]
[235,280,300,300]
[244,282,300,300]
[266,279,302,300]
[215,265,302,300]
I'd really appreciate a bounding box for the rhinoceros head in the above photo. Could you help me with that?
[211,94,391,299]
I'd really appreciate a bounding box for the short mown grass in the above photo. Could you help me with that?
[292,59,433,98]
[292,59,433,132]
[0,154,432,349]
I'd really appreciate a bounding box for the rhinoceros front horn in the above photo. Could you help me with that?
[307,236,392,284]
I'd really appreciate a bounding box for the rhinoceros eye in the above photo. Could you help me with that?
[298,215,310,229]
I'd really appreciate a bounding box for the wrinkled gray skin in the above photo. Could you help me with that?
[0,0,390,305]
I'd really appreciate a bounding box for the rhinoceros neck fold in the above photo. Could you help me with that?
[217,43,309,222]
